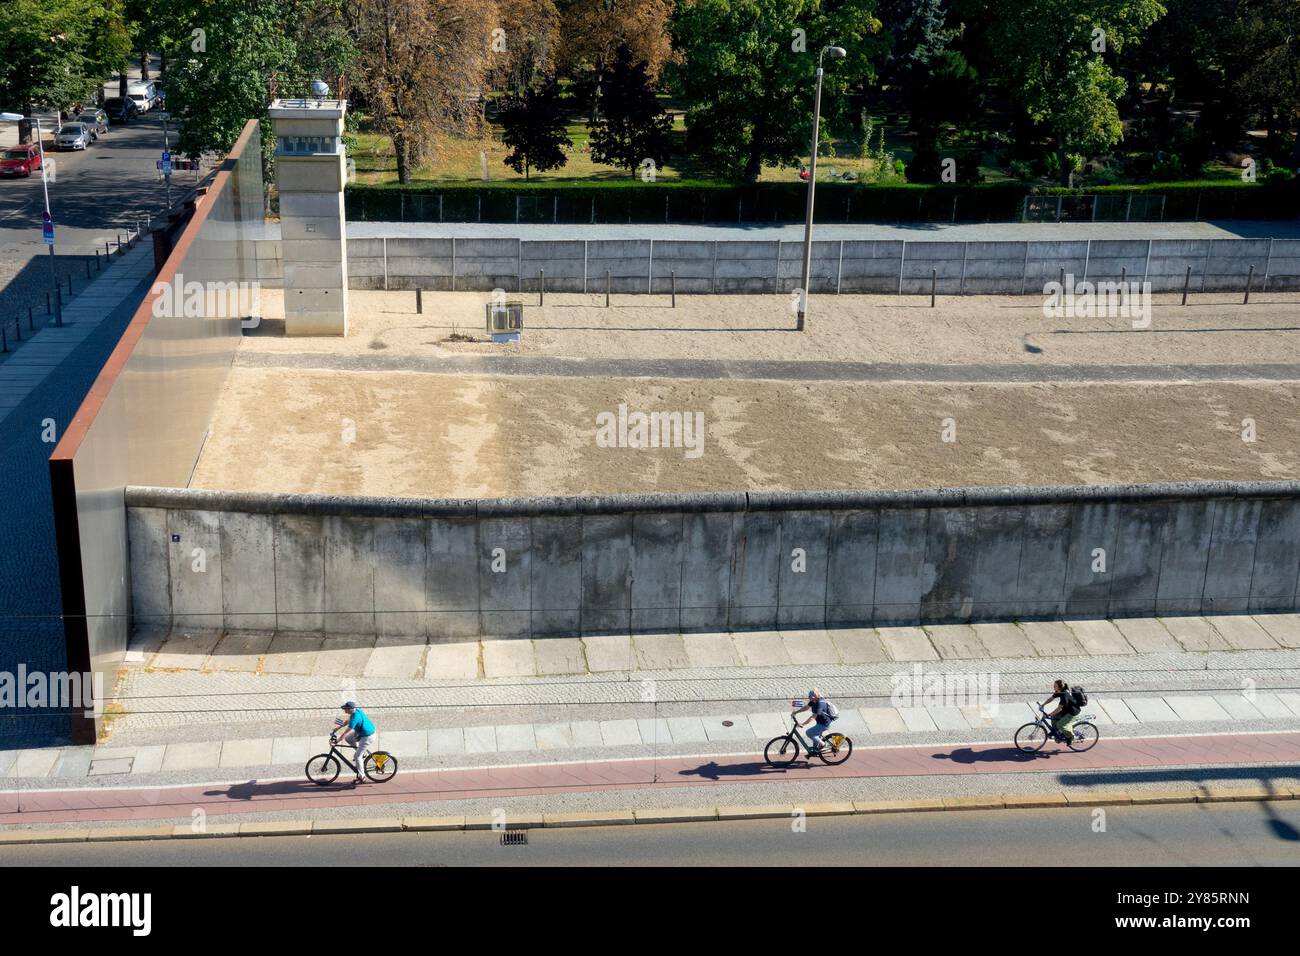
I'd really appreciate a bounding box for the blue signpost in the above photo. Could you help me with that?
[42,211,54,246]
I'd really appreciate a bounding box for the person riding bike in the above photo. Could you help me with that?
[793,687,838,756]
[1041,680,1080,743]
[338,701,377,784]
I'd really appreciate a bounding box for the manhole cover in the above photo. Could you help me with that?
[721,720,734,727]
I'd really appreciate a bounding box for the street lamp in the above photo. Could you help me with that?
[796,45,846,332]
[1,111,61,326]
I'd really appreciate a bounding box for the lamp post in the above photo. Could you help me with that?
[1,112,60,326]
[796,45,846,332]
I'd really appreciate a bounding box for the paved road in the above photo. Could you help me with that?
[3,801,1297,866]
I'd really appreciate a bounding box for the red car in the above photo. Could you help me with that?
[0,143,42,178]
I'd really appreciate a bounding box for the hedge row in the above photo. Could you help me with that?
[344,179,1300,224]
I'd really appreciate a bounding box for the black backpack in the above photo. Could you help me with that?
[1068,686,1087,711]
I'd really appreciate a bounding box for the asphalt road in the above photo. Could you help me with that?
[4,802,1298,866]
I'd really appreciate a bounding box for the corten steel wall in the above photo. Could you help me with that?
[49,121,263,743]
[251,236,1300,295]
[124,481,1300,641]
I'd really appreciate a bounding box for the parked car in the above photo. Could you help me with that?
[75,108,109,136]
[55,122,92,151]
[103,97,138,125]
[0,144,42,178]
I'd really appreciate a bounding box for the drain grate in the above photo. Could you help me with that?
[500,829,529,846]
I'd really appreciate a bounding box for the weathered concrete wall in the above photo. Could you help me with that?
[125,481,1300,639]
[257,235,1300,296]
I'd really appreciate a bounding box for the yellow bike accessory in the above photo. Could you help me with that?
[373,754,387,769]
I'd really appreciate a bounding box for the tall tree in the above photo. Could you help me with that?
[0,0,127,137]
[488,0,562,96]
[557,0,675,121]
[669,0,887,183]
[1228,0,1300,166]
[344,0,494,183]
[588,44,672,177]
[499,78,571,179]
[984,0,1165,183]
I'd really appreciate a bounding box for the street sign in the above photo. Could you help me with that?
[161,149,172,176]
[42,212,54,246]
[158,112,171,122]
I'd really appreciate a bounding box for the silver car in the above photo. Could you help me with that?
[75,109,109,136]
[55,122,92,151]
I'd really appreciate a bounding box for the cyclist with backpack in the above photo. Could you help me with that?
[794,687,839,756]
[1042,679,1085,743]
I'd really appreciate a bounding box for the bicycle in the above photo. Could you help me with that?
[306,733,399,785]
[764,713,853,767]
[1014,703,1099,753]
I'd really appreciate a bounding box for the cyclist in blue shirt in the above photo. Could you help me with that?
[794,687,838,756]
[339,701,377,784]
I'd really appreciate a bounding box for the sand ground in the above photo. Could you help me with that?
[188,289,1300,498]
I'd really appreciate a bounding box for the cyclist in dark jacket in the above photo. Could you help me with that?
[794,687,837,755]
[1042,680,1080,743]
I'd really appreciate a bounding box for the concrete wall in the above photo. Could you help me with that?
[252,236,1300,295]
[125,481,1300,639]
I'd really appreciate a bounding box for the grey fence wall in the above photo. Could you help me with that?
[125,481,1300,641]
[252,235,1300,294]
[49,122,264,742]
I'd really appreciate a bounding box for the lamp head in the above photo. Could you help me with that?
[825,46,847,59]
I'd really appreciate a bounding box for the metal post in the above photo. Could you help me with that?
[28,306,33,329]
[13,317,19,341]
[930,268,936,307]
[85,260,91,279]
[797,58,828,332]
[1059,267,1065,288]
[606,270,610,308]
[66,275,72,295]
[33,117,61,326]
[1120,266,1126,288]
[1244,265,1254,305]
[95,250,101,271]
[45,292,50,315]
[105,240,111,258]
[1181,266,1191,305]
[1,324,7,353]
[416,288,423,314]
[671,270,676,308]
[539,270,545,306]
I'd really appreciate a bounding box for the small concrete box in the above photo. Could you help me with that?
[486,301,523,343]
[269,96,349,336]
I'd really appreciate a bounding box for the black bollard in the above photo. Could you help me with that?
[539,270,545,306]
[606,270,611,308]
[1244,265,1254,305]
[671,270,676,308]
[1181,265,1191,305]
[931,269,937,308]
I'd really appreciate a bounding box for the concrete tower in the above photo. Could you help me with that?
[269,87,349,335]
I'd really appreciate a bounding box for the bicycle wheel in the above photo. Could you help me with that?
[764,734,801,767]
[1067,722,1099,753]
[818,733,852,765]
[365,751,399,783]
[1014,722,1048,753]
[306,753,341,786]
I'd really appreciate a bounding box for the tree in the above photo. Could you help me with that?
[488,0,561,96]
[0,0,127,138]
[344,0,494,183]
[588,44,672,177]
[984,0,1165,183]
[1227,0,1300,167]
[557,0,675,121]
[668,0,887,183]
[499,79,571,179]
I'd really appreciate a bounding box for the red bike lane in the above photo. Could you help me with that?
[2,731,1298,827]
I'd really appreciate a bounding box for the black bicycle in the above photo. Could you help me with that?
[1014,703,1099,753]
[306,733,399,785]
[765,715,853,766]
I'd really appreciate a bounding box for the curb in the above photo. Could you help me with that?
[1,786,1296,846]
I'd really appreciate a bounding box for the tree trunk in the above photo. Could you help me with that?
[119,67,128,98]
[590,57,604,124]
[1057,145,1072,186]
[394,133,410,184]
[742,143,762,184]
[140,51,150,81]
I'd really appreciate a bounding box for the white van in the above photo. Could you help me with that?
[126,81,158,113]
